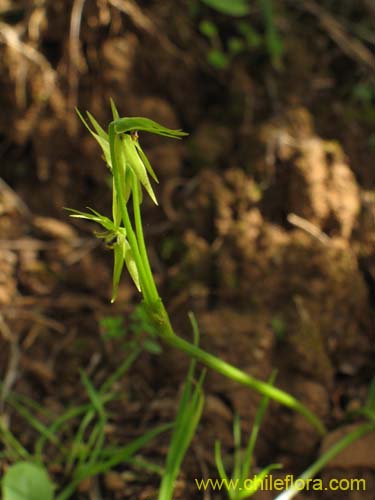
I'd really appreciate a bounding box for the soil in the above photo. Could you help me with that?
[0,1,374,499]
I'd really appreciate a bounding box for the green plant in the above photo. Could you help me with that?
[215,371,281,499]
[158,312,205,500]
[197,0,283,69]
[68,100,325,435]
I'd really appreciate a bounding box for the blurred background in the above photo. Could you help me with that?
[0,0,374,498]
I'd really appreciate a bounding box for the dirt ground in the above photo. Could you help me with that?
[0,1,374,499]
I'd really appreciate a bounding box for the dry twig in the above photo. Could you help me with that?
[287,213,330,245]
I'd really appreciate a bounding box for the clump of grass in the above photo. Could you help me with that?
[158,312,205,500]
[215,371,281,499]
[0,342,170,500]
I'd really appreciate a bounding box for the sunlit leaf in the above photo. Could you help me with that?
[2,462,54,500]
[123,238,141,293]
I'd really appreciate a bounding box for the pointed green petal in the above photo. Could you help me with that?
[110,98,120,120]
[111,239,125,303]
[123,167,133,204]
[123,135,158,205]
[135,142,159,183]
[86,112,108,140]
[113,117,188,139]
[76,109,112,168]
[123,239,141,292]
[111,234,141,302]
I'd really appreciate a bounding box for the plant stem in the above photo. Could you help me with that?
[131,172,159,302]
[145,298,326,435]
[169,335,325,435]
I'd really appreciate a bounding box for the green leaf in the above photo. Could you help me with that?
[76,109,112,168]
[228,36,245,54]
[113,117,188,139]
[143,339,163,354]
[239,463,282,498]
[200,0,250,17]
[111,235,141,302]
[2,462,54,500]
[207,49,230,69]
[199,19,218,38]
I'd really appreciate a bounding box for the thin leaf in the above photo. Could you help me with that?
[75,423,171,478]
[241,370,277,478]
[86,112,108,140]
[158,365,205,500]
[239,463,282,499]
[232,413,242,483]
[76,109,112,168]
[214,440,230,485]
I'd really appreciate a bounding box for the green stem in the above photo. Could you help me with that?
[146,299,326,435]
[131,172,159,302]
[169,335,325,435]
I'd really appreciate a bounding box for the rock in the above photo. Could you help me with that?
[320,424,375,469]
